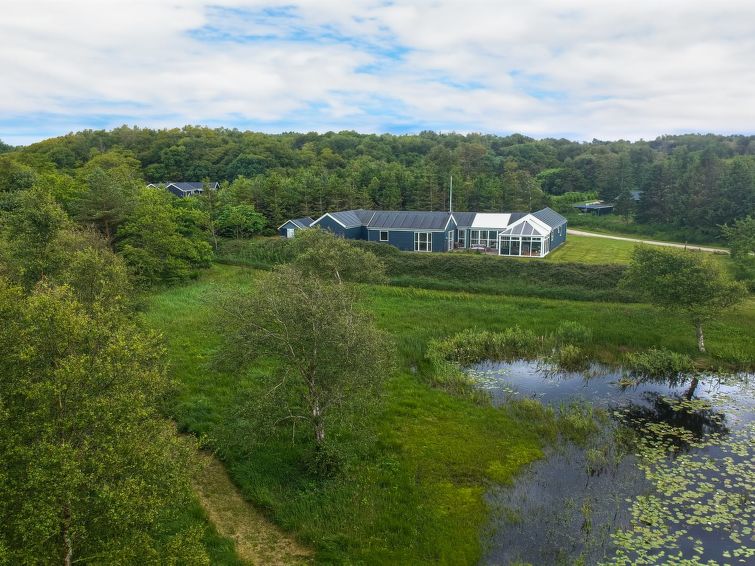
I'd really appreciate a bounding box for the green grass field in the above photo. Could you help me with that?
[142,264,754,564]
[544,234,732,273]
[545,234,640,263]
[562,212,727,247]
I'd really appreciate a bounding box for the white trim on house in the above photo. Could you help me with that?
[498,233,548,257]
[442,214,458,232]
[379,230,389,242]
[502,214,551,236]
[278,219,303,230]
[311,212,348,229]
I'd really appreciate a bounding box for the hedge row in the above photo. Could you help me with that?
[216,237,632,299]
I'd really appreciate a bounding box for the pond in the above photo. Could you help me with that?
[469,361,754,565]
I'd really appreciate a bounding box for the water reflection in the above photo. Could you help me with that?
[619,391,729,450]
[473,360,753,566]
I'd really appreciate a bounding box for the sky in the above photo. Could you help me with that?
[1,0,755,146]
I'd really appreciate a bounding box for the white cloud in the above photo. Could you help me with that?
[1,0,754,144]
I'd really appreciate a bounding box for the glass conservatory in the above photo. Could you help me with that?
[497,220,550,257]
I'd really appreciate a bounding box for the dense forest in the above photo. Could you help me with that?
[1,127,753,563]
[2,127,754,243]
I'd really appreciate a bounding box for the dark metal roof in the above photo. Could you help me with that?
[366,210,454,230]
[308,209,544,232]
[572,203,614,214]
[326,210,364,228]
[165,181,219,192]
[531,207,567,228]
[452,211,477,227]
[290,216,314,229]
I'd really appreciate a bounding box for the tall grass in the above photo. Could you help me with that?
[142,265,755,564]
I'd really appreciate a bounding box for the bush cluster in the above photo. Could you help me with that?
[427,327,545,367]
[554,321,593,345]
[217,237,636,302]
[381,252,627,289]
[623,347,694,378]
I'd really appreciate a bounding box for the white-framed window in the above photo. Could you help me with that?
[499,236,545,257]
[447,230,454,251]
[458,229,466,247]
[414,231,432,252]
[286,228,295,239]
[471,230,498,248]
[379,230,389,242]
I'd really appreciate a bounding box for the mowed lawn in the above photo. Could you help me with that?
[143,264,754,564]
[545,233,732,267]
[546,234,638,263]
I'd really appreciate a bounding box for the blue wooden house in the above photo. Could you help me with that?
[278,216,315,238]
[281,207,567,257]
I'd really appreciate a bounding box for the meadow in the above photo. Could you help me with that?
[143,260,754,564]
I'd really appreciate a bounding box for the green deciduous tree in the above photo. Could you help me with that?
[217,204,266,239]
[290,228,387,284]
[721,215,755,261]
[216,265,392,461]
[621,247,747,352]
[117,188,212,285]
[614,189,634,221]
[0,281,208,565]
[0,186,74,287]
[722,215,755,289]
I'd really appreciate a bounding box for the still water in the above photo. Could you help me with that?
[469,361,754,565]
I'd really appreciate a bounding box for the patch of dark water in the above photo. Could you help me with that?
[472,361,754,565]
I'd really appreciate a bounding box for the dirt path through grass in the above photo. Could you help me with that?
[193,450,313,565]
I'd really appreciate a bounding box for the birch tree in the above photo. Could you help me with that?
[216,265,391,454]
[621,246,746,352]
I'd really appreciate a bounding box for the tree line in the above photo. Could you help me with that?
[3,127,754,240]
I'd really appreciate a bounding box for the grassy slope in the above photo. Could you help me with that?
[143,265,754,564]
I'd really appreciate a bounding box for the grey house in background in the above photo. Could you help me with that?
[147,181,219,197]
[280,208,567,257]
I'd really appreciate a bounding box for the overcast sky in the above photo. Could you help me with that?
[2,0,754,146]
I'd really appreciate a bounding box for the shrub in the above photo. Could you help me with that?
[552,344,590,371]
[623,347,694,378]
[381,252,627,290]
[426,327,547,398]
[554,321,593,345]
[216,237,295,267]
[427,327,544,367]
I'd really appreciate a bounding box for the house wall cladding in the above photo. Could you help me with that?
[315,215,364,239]
[278,221,297,237]
[549,222,567,250]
